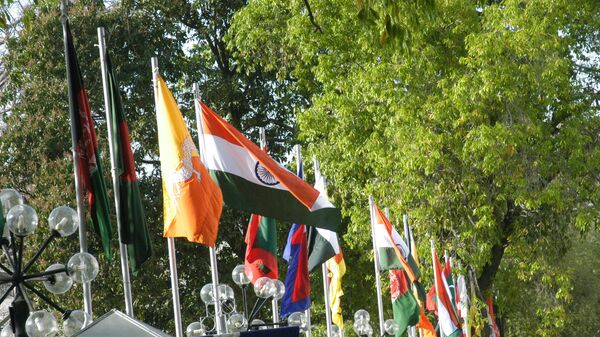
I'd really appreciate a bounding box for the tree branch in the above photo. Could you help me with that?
[302,0,322,33]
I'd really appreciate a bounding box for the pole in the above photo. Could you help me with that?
[192,84,226,334]
[152,57,183,337]
[369,196,385,337]
[294,145,312,337]
[402,215,417,337]
[97,27,135,318]
[60,0,92,316]
[316,156,334,337]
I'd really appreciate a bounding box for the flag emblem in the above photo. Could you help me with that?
[255,162,279,186]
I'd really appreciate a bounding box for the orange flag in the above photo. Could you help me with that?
[416,306,437,337]
[155,76,223,246]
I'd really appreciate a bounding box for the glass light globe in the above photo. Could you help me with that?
[253,277,275,298]
[63,310,92,336]
[384,319,399,336]
[365,323,373,337]
[200,283,215,305]
[287,311,307,331]
[353,319,369,336]
[0,189,24,217]
[0,324,14,337]
[354,309,370,323]
[6,204,38,237]
[272,279,285,300]
[67,252,99,283]
[218,284,235,302]
[331,325,341,337]
[185,322,205,337]
[231,264,252,286]
[227,313,247,332]
[48,206,79,237]
[250,319,267,330]
[25,310,59,337]
[43,263,73,294]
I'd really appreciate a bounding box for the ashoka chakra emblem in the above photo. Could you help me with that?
[255,162,280,186]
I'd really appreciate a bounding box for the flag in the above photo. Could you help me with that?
[416,306,436,337]
[455,274,468,322]
[155,76,223,246]
[444,259,456,308]
[432,247,461,337]
[372,205,419,282]
[326,252,346,328]
[244,213,278,282]
[280,160,310,319]
[486,296,501,337]
[280,223,311,318]
[389,269,420,337]
[106,54,152,272]
[64,21,112,259]
[198,102,340,231]
[307,160,340,272]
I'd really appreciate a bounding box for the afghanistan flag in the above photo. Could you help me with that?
[307,160,340,272]
[106,54,152,272]
[389,269,420,337]
[156,77,223,246]
[245,213,278,282]
[198,102,340,231]
[64,20,112,259]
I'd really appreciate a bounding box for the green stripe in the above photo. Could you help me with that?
[307,226,337,273]
[120,180,152,272]
[209,170,341,231]
[252,216,277,255]
[392,291,420,337]
[89,161,113,260]
[379,247,421,279]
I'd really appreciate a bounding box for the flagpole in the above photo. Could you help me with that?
[256,127,281,325]
[315,159,334,337]
[368,196,385,337]
[402,215,417,337]
[97,27,135,318]
[295,145,313,337]
[60,0,92,316]
[152,57,183,337]
[192,84,226,335]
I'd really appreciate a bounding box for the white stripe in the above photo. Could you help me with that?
[313,161,341,254]
[373,221,410,257]
[437,295,459,335]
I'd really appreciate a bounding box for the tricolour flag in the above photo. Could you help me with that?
[244,213,278,282]
[65,21,112,259]
[432,246,461,337]
[389,269,420,337]
[372,205,419,281]
[155,77,223,246]
[106,54,152,272]
[307,160,340,272]
[326,252,346,328]
[280,223,311,318]
[198,102,340,231]
[486,295,501,337]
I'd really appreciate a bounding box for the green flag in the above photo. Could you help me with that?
[390,269,420,337]
[106,54,152,271]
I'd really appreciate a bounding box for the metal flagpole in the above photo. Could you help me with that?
[60,0,92,316]
[402,215,417,337]
[315,159,334,337]
[192,84,226,334]
[295,145,312,337]
[152,57,183,337]
[97,27,135,318]
[368,196,385,337]
[257,128,281,325]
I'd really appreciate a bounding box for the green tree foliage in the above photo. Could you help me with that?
[229,0,600,335]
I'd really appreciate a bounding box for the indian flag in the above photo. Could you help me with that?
[199,102,341,231]
[372,205,420,281]
[432,245,461,337]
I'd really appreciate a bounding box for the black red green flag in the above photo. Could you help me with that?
[106,54,152,272]
[64,20,112,259]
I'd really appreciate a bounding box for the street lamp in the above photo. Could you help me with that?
[353,309,373,337]
[0,189,99,337]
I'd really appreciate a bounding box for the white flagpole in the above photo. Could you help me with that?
[97,27,135,318]
[60,0,92,316]
[315,158,334,337]
[295,145,313,337]
[368,196,385,337]
[152,57,183,337]
[192,84,226,334]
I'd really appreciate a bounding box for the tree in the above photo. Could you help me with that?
[229,0,600,335]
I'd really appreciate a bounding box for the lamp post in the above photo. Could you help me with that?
[0,189,100,337]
